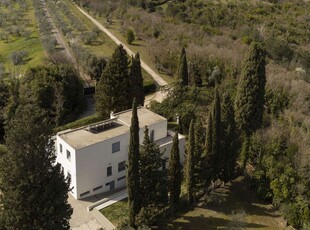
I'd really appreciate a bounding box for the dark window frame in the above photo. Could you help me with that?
[112,142,120,153]
[66,150,71,161]
[118,161,126,172]
[107,166,112,177]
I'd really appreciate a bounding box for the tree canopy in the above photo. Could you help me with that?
[127,99,140,228]
[96,45,132,118]
[0,104,72,229]
[235,42,266,135]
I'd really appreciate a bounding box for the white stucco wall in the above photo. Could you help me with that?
[55,117,183,200]
[75,133,129,199]
[143,120,167,143]
[55,136,78,198]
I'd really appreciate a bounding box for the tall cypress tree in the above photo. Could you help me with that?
[0,80,9,141]
[193,120,205,194]
[130,53,144,106]
[212,87,222,180]
[139,126,167,208]
[185,119,195,204]
[178,47,189,86]
[127,99,140,228]
[204,110,214,185]
[96,45,131,118]
[221,93,237,183]
[0,104,72,230]
[235,42,266,135]
[168,132,181,209]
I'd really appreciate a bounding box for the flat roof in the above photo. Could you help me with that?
[58,107,167,149]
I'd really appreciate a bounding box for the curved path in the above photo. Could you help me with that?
[75,5,168,89]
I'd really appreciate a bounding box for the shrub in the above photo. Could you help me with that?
[54,114,101,133]
[242,36,254,45]
[126,29,135,44]
[81,32,97,45]
[264,37,294,63]
[11,51,28,65]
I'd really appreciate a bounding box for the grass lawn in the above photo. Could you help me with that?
[98,177,287,229]
[79,8,174,84]
[0,0,45,74]
[47,0,155,83]
[61,0,117,57]
[100,18,174,84]
[100,198,129,226]
[160,177,288,230]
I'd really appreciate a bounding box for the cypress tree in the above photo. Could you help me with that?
[178,47,189,86]
[221,93,237,183]
[96,45,131,118]
[212,87,222,180]
[139,126,167,208]
[204,110,214,185]
[0,80,9,141]
[0,104,72,230]
[168,132,181,209]
[185,119,195,204]
[127,99,140,228]
[130,53,144,106]
[235,42,266,135]
[193,120,205,194]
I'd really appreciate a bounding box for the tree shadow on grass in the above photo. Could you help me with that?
[163,215,267,230]
[89,40,104,46]
[202,179,280,219]
[160,177,280,230]
[130,43,142,47]
[24,57,32,63]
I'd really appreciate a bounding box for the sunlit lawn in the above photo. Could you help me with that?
[100,198,128,226]
[0,0,45,74]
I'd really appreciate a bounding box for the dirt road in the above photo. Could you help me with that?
[75,5,169,103]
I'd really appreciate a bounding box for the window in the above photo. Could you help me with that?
[67,172,71,182]
[66,150,71,161]
[118,161,126,172]
[112,142,120,153]
[117,176,126,181]
[59,144,63,153]
[107,166,112,176]
[150,130,154,142]
[93,185,103,192]
[80,191,90,197]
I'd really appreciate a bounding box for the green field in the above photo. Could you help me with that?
[100,198,129,226]
[0,0,45,75]
[54,0,117,57]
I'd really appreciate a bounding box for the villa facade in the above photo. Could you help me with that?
[55,107,185,199]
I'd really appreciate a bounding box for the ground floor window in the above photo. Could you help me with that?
[118,176,126,181]
[80,191,90,197]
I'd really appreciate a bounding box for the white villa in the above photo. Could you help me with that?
[55,107,185,200]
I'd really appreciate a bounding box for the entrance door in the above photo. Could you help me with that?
[110,181,115,190]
